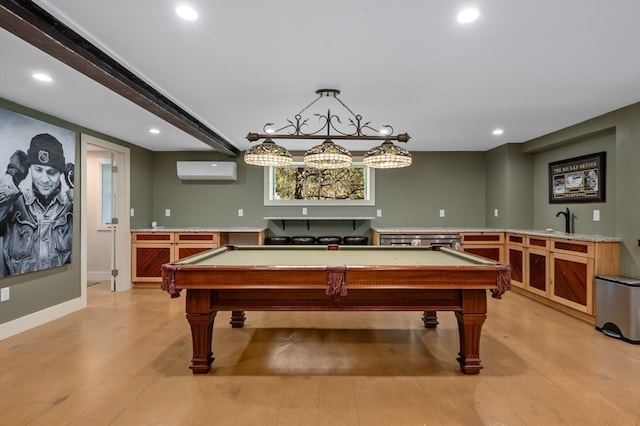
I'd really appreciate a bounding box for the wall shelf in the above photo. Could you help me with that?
[264,216,376,230]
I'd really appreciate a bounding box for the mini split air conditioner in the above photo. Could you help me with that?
[176,161,237,181]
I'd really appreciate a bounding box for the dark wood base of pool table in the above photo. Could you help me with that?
[184,287,488,375]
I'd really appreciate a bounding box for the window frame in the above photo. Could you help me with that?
[263,157,376,206]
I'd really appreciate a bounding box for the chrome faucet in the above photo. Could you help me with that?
[556,207,571,233]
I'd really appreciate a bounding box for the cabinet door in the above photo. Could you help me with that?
[131,232,174,282]
[526,248,549,297]
[550,252,594,314]
[508,245,524,288]
[132,243,175,282]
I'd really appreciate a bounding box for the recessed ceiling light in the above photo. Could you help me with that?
[176,5,198,21]
[32,73,53,82]
[492,128,504,135]
[457,8,480,24]
[149,128,160,134]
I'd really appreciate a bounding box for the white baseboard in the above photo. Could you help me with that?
[0,297,86,340]
[87,271,111,282]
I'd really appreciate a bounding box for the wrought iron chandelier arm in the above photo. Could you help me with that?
[246,133,410,142]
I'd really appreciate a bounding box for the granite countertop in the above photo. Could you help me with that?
[133,227,267,232]
[371,227,621,243]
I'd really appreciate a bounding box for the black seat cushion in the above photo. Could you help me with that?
[290,236,316,245]
[264,236,291,245]
[316,236,342,245]
[342,236,369,245]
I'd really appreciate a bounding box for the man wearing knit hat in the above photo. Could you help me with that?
[0,133,74,277]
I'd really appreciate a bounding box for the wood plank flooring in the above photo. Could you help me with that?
[1,282,639,425]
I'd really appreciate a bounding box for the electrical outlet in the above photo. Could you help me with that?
[494,208,499,217]
[376,209,382,217]
[302,207,308,215]
[165,209,171,217]
[238,208,244,217]
[593,209,600,221]
[130,208,135,217]
[1,287,9,302]
[439,209,445,218]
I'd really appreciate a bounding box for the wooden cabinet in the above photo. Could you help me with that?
[132,230,265,285]
[461,232,505,262]
[132,231,221,284]
[506,233,618,317]
[549,238,619,315]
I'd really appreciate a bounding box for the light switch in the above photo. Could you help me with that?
[130,208,135,217]
[377,209,382,217]
[593,209,600,221]
[302,207,308,215]
[165,209,171,217]
[494,209,499,217]
[1,287,9,302]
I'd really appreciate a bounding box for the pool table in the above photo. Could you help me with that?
[161,245,510,375]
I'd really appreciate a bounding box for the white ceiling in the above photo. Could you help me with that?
[2,1,640,156]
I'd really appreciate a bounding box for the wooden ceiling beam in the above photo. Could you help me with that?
[0,0,239,156]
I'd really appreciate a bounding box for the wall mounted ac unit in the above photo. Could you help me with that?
[176,161,237,181]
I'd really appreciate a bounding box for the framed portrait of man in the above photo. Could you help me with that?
[0,107,76,278]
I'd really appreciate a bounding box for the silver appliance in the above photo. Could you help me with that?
[379,234,461,250]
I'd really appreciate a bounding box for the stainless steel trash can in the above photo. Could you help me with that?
[595,275,640,344]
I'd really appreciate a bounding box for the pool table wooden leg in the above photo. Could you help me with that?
[186,290,217,374]
[230,311,246,328]
[422,310,439,328]
[455,289,487,375]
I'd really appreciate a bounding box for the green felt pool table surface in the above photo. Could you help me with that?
[176,245,494,267]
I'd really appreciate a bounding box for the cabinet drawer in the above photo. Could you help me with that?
[461,232,504,244]
[507,233,525,246]
[551,239,594,258]
[132,232,174,243]
[175,232,220,245]
[526,236,549,250]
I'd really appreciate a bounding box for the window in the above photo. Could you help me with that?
[100,161,113,227]
[264,160,375,206]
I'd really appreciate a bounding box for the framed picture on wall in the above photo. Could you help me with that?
[548,152,606,203]
[0,107,76,278]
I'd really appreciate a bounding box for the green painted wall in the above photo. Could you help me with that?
[523,102,640,277]
[485,143,534,229]
[149,151,487,237]
[530,131,615,234]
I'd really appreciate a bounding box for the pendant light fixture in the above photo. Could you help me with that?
[245,89,411,169]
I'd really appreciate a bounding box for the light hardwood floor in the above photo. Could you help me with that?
[1,282,639,426]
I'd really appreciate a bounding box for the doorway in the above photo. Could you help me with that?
[80,134,131,299]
